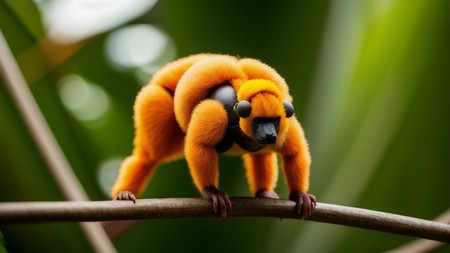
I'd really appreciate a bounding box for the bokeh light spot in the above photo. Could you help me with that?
[106,24,166,68]
[58,74,111,128]
[105,24,177,83]
[38,0,158,44]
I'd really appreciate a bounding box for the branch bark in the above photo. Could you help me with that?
[0,198,449,243]
[386,208,450,253]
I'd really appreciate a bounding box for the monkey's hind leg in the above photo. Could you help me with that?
[111,85,184,201]
[112,152,155,202]
[243,153,279,199]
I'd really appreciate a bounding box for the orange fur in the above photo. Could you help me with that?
[185,100,228,190]
[276,118,311,192]
[111,155,156,197]
[149,54,233,91]
[237,58,292,101]
[174,56,244,132]
[237,79,282,101]
[111,54,311,201]
[243,153,278,194]
[111,85,184,197]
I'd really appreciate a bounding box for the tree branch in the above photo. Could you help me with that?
[386,208,450,253]
[1,198,449,243]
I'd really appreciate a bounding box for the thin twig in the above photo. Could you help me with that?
[0,198,449,243]
[0,30,116,253]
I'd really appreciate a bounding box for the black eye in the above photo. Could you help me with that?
[254,117,262,124]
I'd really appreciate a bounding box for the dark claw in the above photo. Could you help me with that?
[255,190,280,199]
[115,191,137,204]
[202,186,232,217]
[289,190,316,219]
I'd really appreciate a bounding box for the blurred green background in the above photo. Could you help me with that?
[0,0,449,252]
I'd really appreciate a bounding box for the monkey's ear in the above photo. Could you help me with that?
[283,101,295,118]
[234,100,252,118]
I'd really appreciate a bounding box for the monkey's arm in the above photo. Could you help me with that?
[185,99,232,217]
[278,118,316,219]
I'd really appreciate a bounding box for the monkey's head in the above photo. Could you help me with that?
[235,79,294,145]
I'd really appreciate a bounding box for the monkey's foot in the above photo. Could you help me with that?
[289,190,316,219]
[115,191,137,204]
[201,186,232,218]
[255,190,279,199]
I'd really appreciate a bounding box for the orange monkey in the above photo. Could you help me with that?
[111,54,316,218]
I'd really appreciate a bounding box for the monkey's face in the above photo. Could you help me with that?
[239,93,289,145]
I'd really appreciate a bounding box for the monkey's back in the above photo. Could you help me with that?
[146,54,292,133]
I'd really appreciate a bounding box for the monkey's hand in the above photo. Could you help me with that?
[115,190,137,204]
[201,186,232,217]
[255,190,280,199]
[289,190,316,219]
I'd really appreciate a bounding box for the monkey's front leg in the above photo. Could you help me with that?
[279,118,316,219]
[282,153,317,219]
[185,100,232,217]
